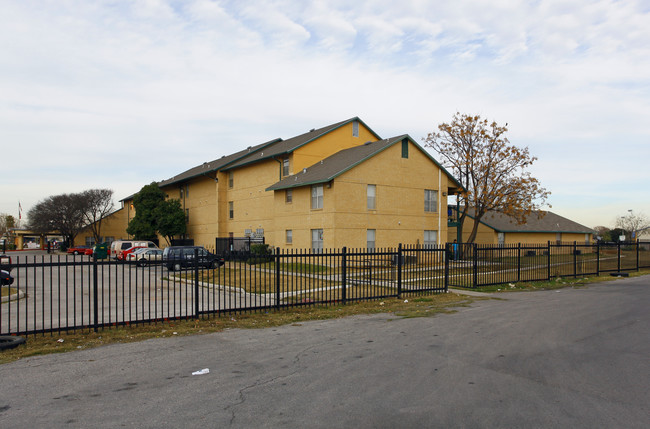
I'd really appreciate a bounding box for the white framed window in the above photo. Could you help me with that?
[424,189,438,212]
[286,189,292,203]
[367,184,376,210]
[352,121,359,137]
[228,201,234,219]
[283,158,290,176]
[311,229,323,252]
[367,229,376,250]
[424,230,437,248]
[311,185,323,209]
[185,208,190,222]
[228,171,234,188]
[286,230,292,244]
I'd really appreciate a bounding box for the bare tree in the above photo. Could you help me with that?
[424,113,551,244]
[615,211,649,241]
[28,193,86,246]
[81,189,114,243]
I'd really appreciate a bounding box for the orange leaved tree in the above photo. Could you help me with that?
[424,113,550,244]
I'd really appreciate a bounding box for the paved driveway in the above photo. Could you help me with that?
[0,276,648,428]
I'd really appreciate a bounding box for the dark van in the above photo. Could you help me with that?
[163,246,224,271]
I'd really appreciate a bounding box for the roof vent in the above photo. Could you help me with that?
[310,128,315,132]
[364,141,372,146]
[303,168,307,174]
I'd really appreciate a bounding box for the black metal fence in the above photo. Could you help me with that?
[0,244,446,336]
[447,241,650,288]
[1,241,648,336]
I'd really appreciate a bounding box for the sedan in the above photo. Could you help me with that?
[1,270,13,286]
[130,248,164,267]
[67,246,93,256]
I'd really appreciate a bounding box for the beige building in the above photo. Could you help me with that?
[448,209,595,245]
[78,117,462,251]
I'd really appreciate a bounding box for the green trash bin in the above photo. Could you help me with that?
[93,242,109,259]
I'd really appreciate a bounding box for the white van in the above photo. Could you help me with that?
[110,240,158,259]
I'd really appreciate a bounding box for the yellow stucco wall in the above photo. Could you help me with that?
[292,121,377,172]
[270,141,452,249]
[448,223,593,245]
[76,207,131,245]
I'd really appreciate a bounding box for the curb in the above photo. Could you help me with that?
[448,288,492,297]
[1,289,25,303]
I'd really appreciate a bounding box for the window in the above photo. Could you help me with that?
[286,189,292,203]
[185,208,190,222]
[311,229,323,252]
[424,230,437,248]
[424,189,438,212]
[352,121,359,137]
[228,171,234,188]
[283,158,290,176]
[185,184,189,197]
[367,229,376,250]
[286,230,292,244]
[367,184,376,210]
[401,139,409,158]
[311,185,323,209]
[228,201,234,219]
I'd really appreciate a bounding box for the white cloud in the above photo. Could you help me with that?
[0,0,649,229]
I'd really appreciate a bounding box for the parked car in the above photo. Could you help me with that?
[110,240,158,259]
[128,248,164,267]
[67,246,93,256]
[118,245,158,261]
[162,246,225,271]
[1,269,13,286]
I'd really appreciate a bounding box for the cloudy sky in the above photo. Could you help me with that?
[1,0,649,230]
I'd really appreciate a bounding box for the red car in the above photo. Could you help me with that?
[67,246,93,256]
[118,246,153,260]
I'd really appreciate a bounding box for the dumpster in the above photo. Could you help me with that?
[93,242,109,259]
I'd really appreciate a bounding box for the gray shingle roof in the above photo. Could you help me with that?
[156,139,280,188]
[267,135,463,192]
[225,117,381,170]
[464,209,594,234]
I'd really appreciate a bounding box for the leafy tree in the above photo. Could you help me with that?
[0,213,15,237]
[28,193,86,246]
[156,199,187,245]
[593,226,612,242]
[615,211,649,241]
[127,183,186,244]
[424,113,550,244]
[81,189,114,243]
[608,228,626,243]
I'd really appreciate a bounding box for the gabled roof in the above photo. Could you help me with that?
[460,208,595,234]
[156,138,281,188]
[226,117,381,170]
[267,135,463,192]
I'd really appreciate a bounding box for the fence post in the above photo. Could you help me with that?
[617,242,621,272]
[444,243,449,292]
[397,244,403,298]
[636,240,640,272]
[341,247,347,304]
[275,247,281,309]
[517,243,521,282]
[93,253,99,333]
[596,241,600,275]
[194,248,200,319]
[573,241,577,278]
[547,241,551,280]
[472,243,478,288]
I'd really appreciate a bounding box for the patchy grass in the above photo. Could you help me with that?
[0,292,467,365]
[458,268,650,293]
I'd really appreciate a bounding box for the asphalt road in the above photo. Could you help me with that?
[0,276,648,428]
